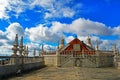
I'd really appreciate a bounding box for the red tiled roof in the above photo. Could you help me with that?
[61,38,95,54]
[65,38,94,51]
[68,38,81,44]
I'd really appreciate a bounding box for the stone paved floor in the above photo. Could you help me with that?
[7,67,120,80]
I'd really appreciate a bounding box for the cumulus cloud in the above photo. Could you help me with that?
[31,0,55,9]
[0,0,78,19]
[25,24,62,43]
[8,0,29,18]
[30,0,83,19]
[50,22,68,33]
[0,30,8,39]
[98,40,116,50]
[0,0,10,19]
[0,0,118,53]
[43,44,56,52]
[69,18,113,36]
[113,26,120,36]
[6,22,24,40]
[24,18,120,52]
[44,0,76,18]
[65,36,74,43]
[0,22,25,54]
[0,0,29,19]
[0,18,120,55]
[50,18,113,36]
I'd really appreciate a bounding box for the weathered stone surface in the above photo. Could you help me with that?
[9,67,120,80]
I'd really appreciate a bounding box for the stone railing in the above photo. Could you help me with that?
[0,55,45,79]
[0,56,44,66]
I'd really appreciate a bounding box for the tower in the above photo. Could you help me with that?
[86,35,92,47]
[114,44,118,56]
[59,38,65,50]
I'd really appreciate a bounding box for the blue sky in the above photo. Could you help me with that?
[0,0,120,55]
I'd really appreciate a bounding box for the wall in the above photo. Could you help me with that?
[43,51,114,68]
[43,54,73,67]
[0,62,45,78]
[0,64,18,76]
[43,55,57,66]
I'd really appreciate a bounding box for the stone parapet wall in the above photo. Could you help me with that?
[43,55,57,66]
[0,64,18,77]
[0,56,45,78]
[0,62,45,78]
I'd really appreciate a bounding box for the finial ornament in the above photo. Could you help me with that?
[86,34,92,47]
[59,38,65,50]
[19,36,24,56]
[114,44,118,56]
[14,34,18,46]
[12,34,19,55]
[26,46,29,56]
[96,39,99,50]
[23,46,27,56]
[33,48,36,57]
[41,44,44,52]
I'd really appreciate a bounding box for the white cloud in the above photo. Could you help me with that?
[0,22,25,55]
[25,24,62,43]
[8,0,29,17]
[113,26,120,36]
[69,18,113,36]
[6,22,24,40]
[49,18,113,36]
[62,8,75,17]
[0,30,7,39]
[0,0,32,19]
[0,18,120,55]
[24,18,120,52]
[0,0,80,19]
[65,36,74,43]
[31,0,76,18]
[44,7,75,18]
[43,44,56,52]
[31,0,55,9]
[0,0,10,19]
[99,40,114,50]
[50,22,68,33]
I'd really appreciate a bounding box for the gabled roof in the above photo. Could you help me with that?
[62,38,94,51]
[68,38,81,44]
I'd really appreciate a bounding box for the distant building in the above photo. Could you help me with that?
[43,36,116,67]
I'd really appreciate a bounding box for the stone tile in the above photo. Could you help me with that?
[8,67,120,80]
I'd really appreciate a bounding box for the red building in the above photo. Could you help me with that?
[59,37,95,55]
